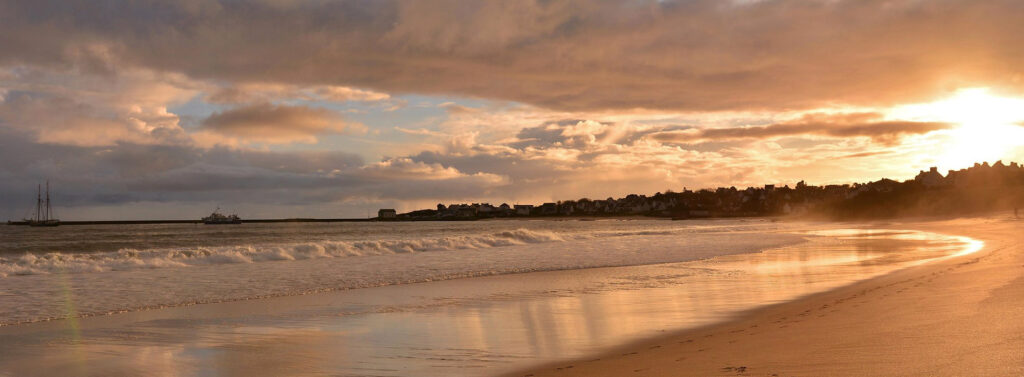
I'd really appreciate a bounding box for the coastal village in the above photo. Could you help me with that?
[381,161,1024,221]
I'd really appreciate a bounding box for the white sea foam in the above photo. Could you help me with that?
[0,219,830,325]
[0,228,569,277]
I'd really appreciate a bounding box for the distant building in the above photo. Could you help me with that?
[514,204,534,216]
[377,209,397,219]
[630,201,651,213]
[914,167,946,188]
[540,202,558,215]
[452,206,475,218]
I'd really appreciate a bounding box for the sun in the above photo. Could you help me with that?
[889,88,1024,170]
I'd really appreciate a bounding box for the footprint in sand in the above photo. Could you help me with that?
[722,366,749,374]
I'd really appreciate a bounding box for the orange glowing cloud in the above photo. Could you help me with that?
[650,113,952,145]
[200,103,365,145]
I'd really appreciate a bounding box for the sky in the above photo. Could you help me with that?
[3,0,1024,220]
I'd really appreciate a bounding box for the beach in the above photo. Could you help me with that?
[0,217,1013,376]
[509,215,1024,376]
[6,1,1024,375]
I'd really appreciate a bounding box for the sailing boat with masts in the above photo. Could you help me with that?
[26,181,60,227]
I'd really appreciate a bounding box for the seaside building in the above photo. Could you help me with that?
[457,207,477,218]
[914,167,947,188]
[377,209,397,219]
[478,203,495,214]
[514,204,534,216]
[540,203,558,215]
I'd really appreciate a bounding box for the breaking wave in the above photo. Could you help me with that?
[0,229,570,277]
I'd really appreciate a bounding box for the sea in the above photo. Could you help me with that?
[0,219,981,376]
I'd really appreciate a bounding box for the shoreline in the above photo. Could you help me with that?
[2,215,732,226]
[0,219,1001,376]
[0,221,806,326]
[4,218,375,225]
[505,215,1024,376]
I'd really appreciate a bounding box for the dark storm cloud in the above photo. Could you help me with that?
[2,0,1024,111]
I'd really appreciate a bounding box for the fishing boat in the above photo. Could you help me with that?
[26,182,60,227]
[202,208,242,224]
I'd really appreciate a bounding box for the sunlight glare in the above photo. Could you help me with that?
[889,88,1024,169]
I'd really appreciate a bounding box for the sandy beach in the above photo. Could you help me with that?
[507,215,1024,377]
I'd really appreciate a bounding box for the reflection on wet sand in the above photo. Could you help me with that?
[0,229,980,377]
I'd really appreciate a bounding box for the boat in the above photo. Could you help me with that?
[26,182,60,227]
[202,208,242,224]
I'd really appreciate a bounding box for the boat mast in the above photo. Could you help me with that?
[36,184,42,222]
[45,181,51,221]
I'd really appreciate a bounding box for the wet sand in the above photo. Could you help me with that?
[507,215,1024,377]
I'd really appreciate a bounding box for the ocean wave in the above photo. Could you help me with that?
[0,228,566,277]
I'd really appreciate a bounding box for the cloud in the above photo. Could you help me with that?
[357,157,470,180]
[392,110,977,205]
[199,103,365,144]
[439,102,479,114]
[649,113,951,145]
[508,119,641,149]
[0,127,510,219]
[0,90,190,147]
[394,127,445,137]
[315,86,390,102]
[0,107,994,220]
[205,83,390,104]
[3,0,1024,111]
[3,1,1021,219]
[0,67,199,146]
